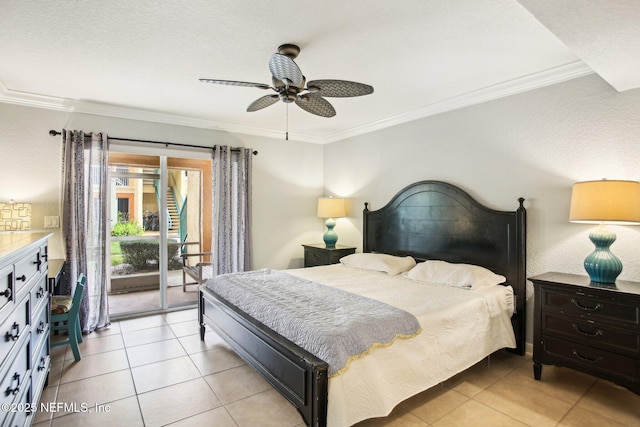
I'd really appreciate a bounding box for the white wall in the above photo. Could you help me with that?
[323,74,640,345]
[0,104,324,270]
[3,72,639,347]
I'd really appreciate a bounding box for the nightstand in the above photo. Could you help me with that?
[302,244,356,267]
[529,272,640,395]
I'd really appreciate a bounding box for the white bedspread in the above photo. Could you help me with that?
[287,264,515,427]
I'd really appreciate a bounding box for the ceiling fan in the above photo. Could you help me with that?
[200,44,374,119]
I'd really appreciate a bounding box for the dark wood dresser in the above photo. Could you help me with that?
[302,244,356,267]
[530,272,640,394]
[0,232,52,426]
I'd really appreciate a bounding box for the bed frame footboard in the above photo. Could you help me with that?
[199,287,328,427]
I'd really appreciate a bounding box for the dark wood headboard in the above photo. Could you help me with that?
[363,180,526,355]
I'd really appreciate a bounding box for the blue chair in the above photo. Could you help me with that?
[51,274,86,361]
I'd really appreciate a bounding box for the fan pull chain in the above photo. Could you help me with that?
[286,103,289,140]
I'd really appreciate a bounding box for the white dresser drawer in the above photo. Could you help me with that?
[0,296,29,369]
[29,275,48,319]
[30,300,49,365]
[7,376,32,427]
[0,264,13,321]
[31,336,50,405]
[14,248,42,301]
[0,339,30,426]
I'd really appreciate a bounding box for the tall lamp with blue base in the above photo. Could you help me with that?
[317,197,346,248]
[569,179,640,284]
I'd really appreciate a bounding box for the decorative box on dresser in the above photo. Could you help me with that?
[0,233,52,426]
[529,272,640,395]
[302,244,356,267]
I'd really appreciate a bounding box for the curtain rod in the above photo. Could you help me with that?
[48,130,258,155]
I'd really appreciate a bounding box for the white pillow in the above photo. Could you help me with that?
[340,253,416,276]
[406,260,506,289]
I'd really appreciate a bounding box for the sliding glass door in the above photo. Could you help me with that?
[107,151,209,317]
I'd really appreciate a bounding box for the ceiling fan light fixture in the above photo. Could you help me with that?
[279,92,297,103]
[200,43,373,120]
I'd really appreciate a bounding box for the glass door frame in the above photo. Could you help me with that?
[107,147,211,318]
[107,160,169,313]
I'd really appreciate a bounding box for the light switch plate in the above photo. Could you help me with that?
[44,216,60,228]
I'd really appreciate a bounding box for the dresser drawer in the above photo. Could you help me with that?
[303,245,356,268]
[0,297,29,369]
[0,340,30,419]
[31,338,50,404]
[14,249,42,298]
[542,287,639,326]
[542,336,639,381]
[9,380,35,427]
[29,275,48,317]
[30,301,49,364]
[0,264,13,320]
[7,376,32,427]
[543,313,640,356]
[305,249,330,267]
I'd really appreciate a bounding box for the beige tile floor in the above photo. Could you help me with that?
[35,309,640,427]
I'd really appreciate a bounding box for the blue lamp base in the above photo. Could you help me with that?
[323,218,338,248]
[584,225,622,284]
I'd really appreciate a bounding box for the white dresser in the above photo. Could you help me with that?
[0,233,51,427]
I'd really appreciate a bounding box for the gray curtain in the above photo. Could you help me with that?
[211,146,253,274]
[61,130,110,333]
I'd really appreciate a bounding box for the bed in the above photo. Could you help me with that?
[198,180,526,426]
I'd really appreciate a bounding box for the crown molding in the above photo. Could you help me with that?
[322,60,594,143]
[1,60,593,144]
[0,79,70,111]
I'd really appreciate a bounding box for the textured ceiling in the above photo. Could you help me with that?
[519,0,640,92]
[0,1,631,143]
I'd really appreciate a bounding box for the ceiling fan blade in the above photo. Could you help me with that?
[247,95,279,112]
[306,80,374,97]
[269,53,303,86]
[295,94,336,118]
[199,79,270,90]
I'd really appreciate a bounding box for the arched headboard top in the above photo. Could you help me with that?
[363,180,527,354]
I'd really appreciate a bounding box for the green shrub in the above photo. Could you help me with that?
[119,239,180,271]
[111,220,144,237]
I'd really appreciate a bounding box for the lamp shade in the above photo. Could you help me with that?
[317,197,346,219]
[569,180,640,224]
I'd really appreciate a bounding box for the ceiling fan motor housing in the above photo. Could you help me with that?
[279,88,300,103]
[277,44,300,59]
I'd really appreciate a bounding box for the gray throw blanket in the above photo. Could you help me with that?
[206,269,422,377]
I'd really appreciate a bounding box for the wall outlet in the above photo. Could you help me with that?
[44,216,60,228]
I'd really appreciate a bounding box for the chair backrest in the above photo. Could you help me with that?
[67,274,86,319]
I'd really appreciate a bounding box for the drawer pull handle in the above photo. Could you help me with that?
[1,288,11,299]
[5,322,20,341]
[42,253,48,261]
[37,321,45,334]
[36,287,45,298]
[572,324,604,337]
[16,275,26,282]
[570,298,603,311]
[33,260,42,266]
[37,357,46,371]
[4,373,20,396]
[572,350,602,363]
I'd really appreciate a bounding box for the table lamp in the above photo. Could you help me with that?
[569,179,640,283]
[317,197,346,248]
